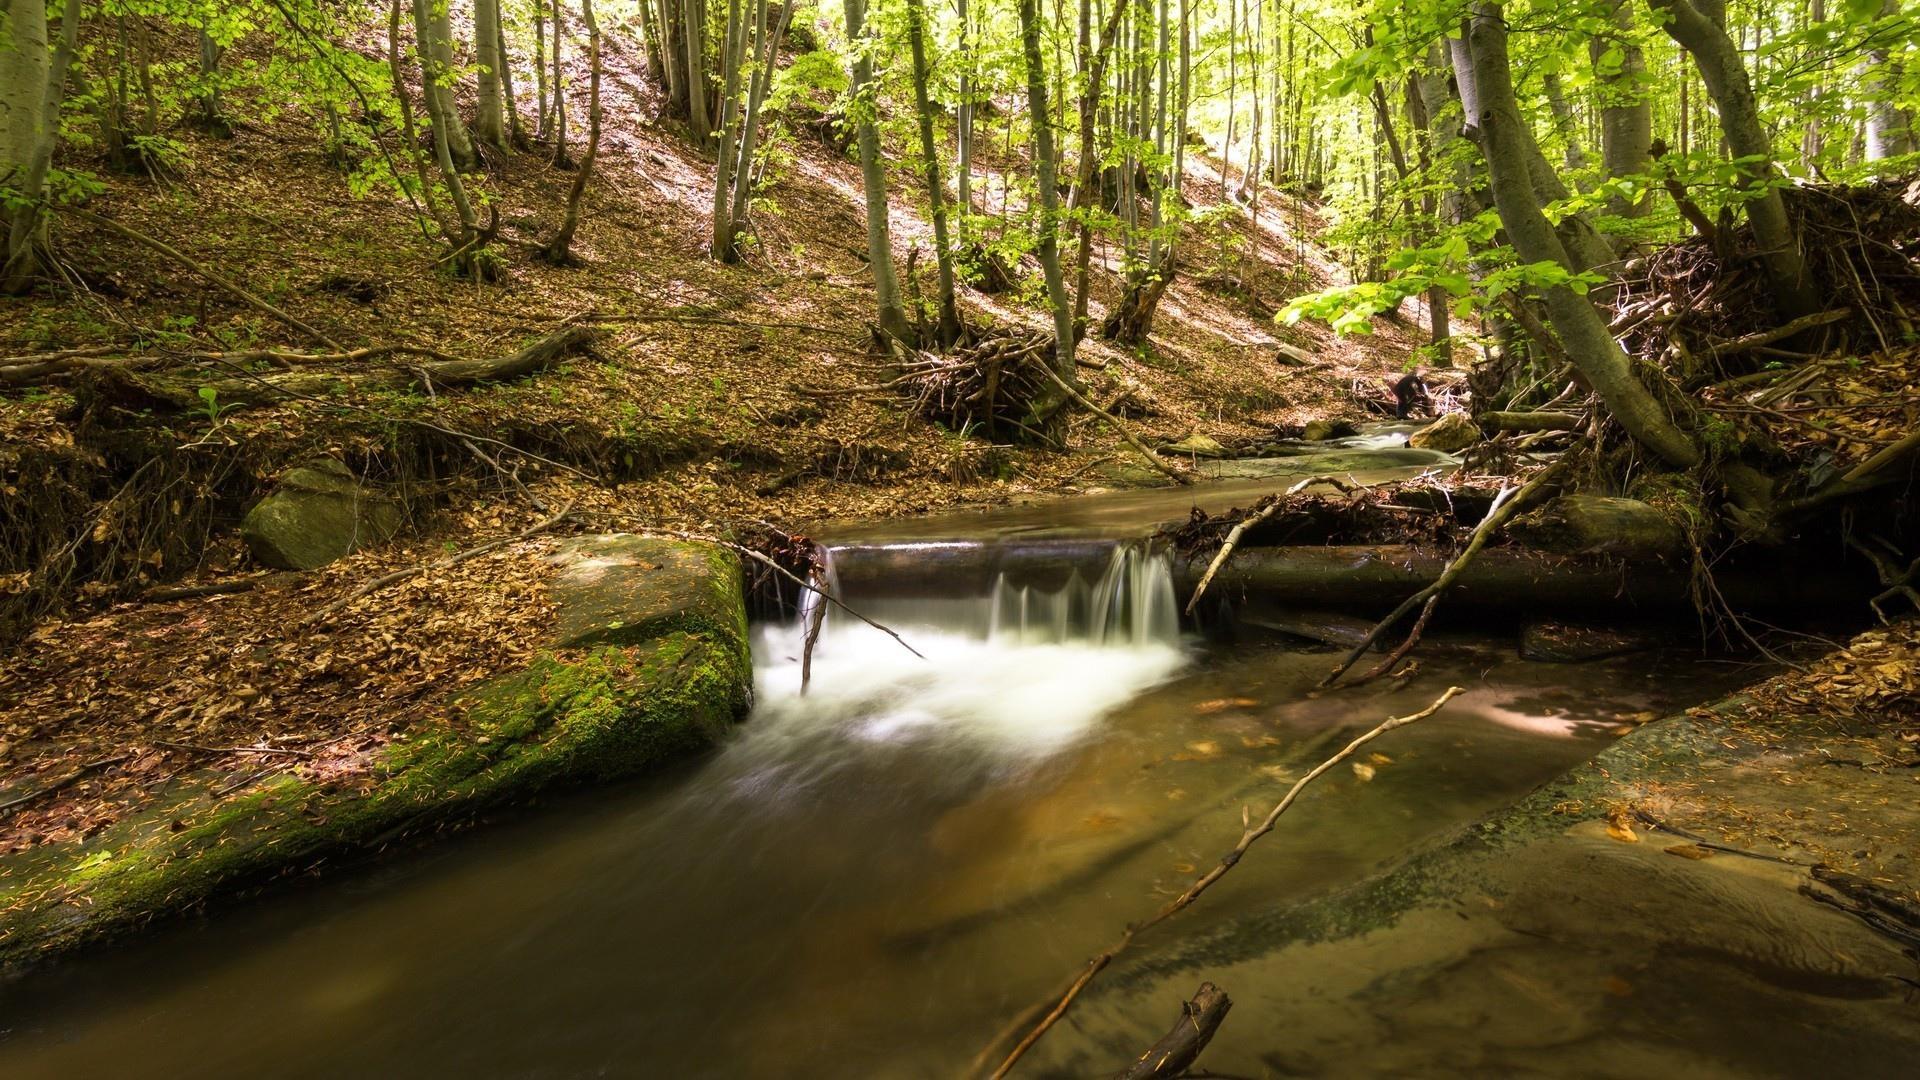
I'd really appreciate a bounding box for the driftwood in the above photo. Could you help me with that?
[1113,983,1232,1080]
[110,324,598,408]
[975,686,1465,1079]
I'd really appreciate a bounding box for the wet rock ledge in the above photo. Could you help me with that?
[0,535,751,977]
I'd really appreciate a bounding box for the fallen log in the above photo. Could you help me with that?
[1506,494,1688,560]
[1113,983,1232,1080]
[1181,545,1865,614]
[1476,410,1582,434]
[1703,308,1851,361]
[106,324,598,408]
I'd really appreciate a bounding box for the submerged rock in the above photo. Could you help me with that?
[1519,620,1666,662]
[240,458,403,570]
[1407,411,1479,452]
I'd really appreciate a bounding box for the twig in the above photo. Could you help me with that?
[1184,476,1359,615]
[1023,356,1194,486]
[976,686,1466,1079]
[1319,461,1563,689]
[60,206,340,349]
[0,754,132,818]
[1115,983,1232,1080]
[304,505,573,626]
[154,740,315,758]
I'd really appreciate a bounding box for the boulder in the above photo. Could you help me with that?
[1301,418,1358,441]
[1407,411,1479,453]
[548,534,749,650]
[1162,433,1229,458]
[1274,343,1316,367]
[240,459,403,570]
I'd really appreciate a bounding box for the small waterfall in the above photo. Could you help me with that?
[802,539,1182,647]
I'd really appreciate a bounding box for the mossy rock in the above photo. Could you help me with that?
[0,539,752,975]
[239,458,404,570]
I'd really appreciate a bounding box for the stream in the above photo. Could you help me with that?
[1,445,1912,1077]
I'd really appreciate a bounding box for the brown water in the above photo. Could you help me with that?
[1,477,1910,1077]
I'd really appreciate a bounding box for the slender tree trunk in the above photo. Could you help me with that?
[682,0,713,147]
[474,0,508,146]
[1070,1,1131,330]
[551,0,571,166]
[497,14,523,147]
[905,0,961,343]
[533,2,551,136]
[1862,0,1915,162]
[1,0,77,293]
[1018,0,1078,380]
[1542,71,1591,175]
[1465,3,1698,468]
[414,0,478,170]
[1650,0,1820,316]
[709,0,747,259]
[544,0,602,263]
[723,0,789,251]
[1593,0,1651,216]
[843,0,913,345]
[957,0,975,244]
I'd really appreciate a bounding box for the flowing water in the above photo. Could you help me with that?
[3,468,1915,1077]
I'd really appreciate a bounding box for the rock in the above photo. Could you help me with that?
[549,534,748,650]
[1407,411,1480,452]
[240,459,403,570]
[1519,620,1667,662]
[1301,419,1358,442]
[1274,343,1316,367]
[1162,433,1229,458]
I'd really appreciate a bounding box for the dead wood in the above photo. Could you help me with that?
[974,686,1465,1080]
[1320,462,1564,689]
[61,206,340,349]
[113,324,597,407]
[0,754,132,819]
[1702,308,1851,361]
[1113,982,1232,1080]
[1025,355,1194,486]
[1184,476,1361,615]
[1476,410,1582,433]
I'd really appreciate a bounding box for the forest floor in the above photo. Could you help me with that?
[0,29,1428,903]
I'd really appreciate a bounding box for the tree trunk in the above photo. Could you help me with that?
[1593,0,1651,217]
[551,0,570,166]
[414,0,478,170]
[1465,3,1698,468]
[1,0,72,293]
[1862,0,1915,162]
[709,0,748,260]
[906,0,961,344]
[843,0,913,345]
[474,0,508,146]
[723,0,789,255]
[542,0,601,264]
[1650,0,1819,317]
[1018,0,1078,382]
[1069,1,1131,330]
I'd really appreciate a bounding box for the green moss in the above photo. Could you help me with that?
[0,627,750,975]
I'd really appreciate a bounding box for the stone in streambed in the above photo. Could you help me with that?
[1302,419,1359,442]
[1162,433,1230,458]
[1408,411,1480,453]
[549,534,749,650]
[240,458,403,570]
[1519,620,1666,662]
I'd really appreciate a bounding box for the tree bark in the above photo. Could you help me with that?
[906,0,961,344]
[543,0,601,264]
[413,0,477,171]
[1018,0,1079,382]
[1862,0,1915,162]
[1593,0,1651,217]
[474,0,508,146]
[1650,0,1819,316]
[844,0,913,345]
[1466,3,1698,467]
[1,0,76,294]
[1113,984,1232,1080]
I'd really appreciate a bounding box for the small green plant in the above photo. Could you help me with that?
[195,386,240,427]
